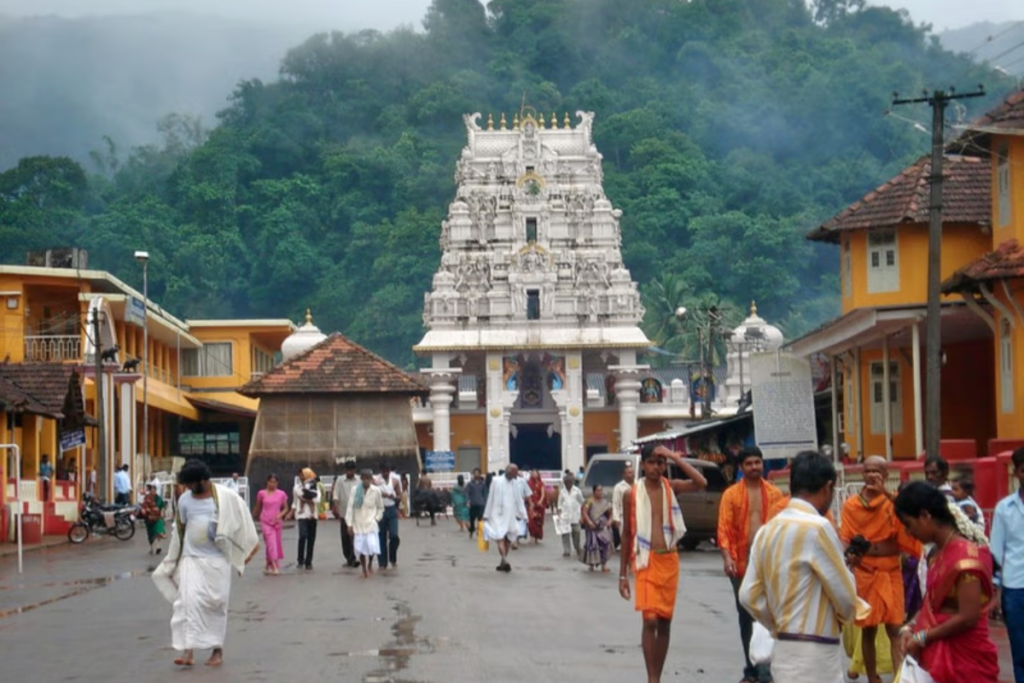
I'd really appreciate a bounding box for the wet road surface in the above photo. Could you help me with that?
[0,517,756,682]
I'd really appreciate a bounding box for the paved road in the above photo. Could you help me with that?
[0,516,744,683]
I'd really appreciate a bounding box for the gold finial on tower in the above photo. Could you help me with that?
[538,112,546,129]
[500,113,507,130]
[513,112,520,130]
[305,308,313,325]
[750,301,757,316]
[551,112,558,129]
[486,113,494,131]
[563,112,571,128]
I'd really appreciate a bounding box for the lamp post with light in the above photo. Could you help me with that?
[134,251,149,479]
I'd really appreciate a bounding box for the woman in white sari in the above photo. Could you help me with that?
[152,460,259,668]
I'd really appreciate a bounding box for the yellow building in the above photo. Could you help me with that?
[788,153,995,460]
[944,88,1024,449]
[0,252,293,534]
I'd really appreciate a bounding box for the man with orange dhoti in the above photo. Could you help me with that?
[840,456,922,683]
[620,444,707,683]
[718,447,784,683]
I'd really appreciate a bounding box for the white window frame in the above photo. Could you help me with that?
[869,360,903,435]
[998,144,1011,228]
[1001,318,1014,414]
[867,230,899,294]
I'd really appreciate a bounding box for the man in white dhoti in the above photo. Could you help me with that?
[740,451,863,683]
[153,459,259,668]
[484,464,527,572]
[347,469,385,578]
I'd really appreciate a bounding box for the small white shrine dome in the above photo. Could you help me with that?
[731,301,784,351]
[281,308,328,361]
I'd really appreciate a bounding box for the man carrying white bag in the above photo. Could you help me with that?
[740,451,867,682]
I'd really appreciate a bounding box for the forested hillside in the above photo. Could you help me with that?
[0,0,1015,366]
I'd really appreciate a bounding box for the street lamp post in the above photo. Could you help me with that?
[675,305,726,419]
[134,251,149,480]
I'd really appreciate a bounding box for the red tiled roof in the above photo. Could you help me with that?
[238,332,427,397]
[955,88,1024,145]
[943,239,1024,293]
[0,363,81,418]
[808,155,990,242]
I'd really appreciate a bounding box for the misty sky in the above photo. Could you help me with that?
[0,0,1021,32]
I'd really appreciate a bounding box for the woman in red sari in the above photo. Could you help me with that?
[894,482,999,683]
[527,470,547,543]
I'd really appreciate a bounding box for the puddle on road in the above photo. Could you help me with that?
[0,569,149,619]
[325,599,446,683]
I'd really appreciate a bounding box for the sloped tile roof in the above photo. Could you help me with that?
[239,332,427,397]
[954,88,1024,147]
[0,363,80,418]
[943,239,1024,293]
[808,155,990,242]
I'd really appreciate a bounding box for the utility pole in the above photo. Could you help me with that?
[891,85,984,459]
[93,310,107,502]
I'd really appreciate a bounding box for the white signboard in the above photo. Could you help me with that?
[750,351,818,459]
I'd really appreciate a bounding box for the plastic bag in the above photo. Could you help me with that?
[895,656,936,683]
[477,521,489,552]
[553,513,571,536]
[749,623,775,665]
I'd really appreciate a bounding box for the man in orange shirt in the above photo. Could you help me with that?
[718,447,784,683]
[840,456,921,683]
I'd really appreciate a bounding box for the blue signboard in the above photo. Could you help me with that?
[60,429,85,452]
[425,450,455,473]
[126,297,146,326]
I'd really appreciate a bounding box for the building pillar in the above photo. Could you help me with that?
[551,351,584,472]
[882,335,893,461]
[611,364,648,451]
[422,369,459,454]
[485,353,518,472]
[911,320,924,459]
[117,378,137,486]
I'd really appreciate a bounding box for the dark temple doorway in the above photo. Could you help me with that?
[509,424,562,471]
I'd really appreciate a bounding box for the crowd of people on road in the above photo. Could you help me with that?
[146,445,1024,683]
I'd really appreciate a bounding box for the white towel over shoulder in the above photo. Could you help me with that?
[633,478,686,571]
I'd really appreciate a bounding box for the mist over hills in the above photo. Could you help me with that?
[0,12,310,168]
[939,20,1024,75]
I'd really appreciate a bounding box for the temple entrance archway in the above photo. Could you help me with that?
[509,424,561,471]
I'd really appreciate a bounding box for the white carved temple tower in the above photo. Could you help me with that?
[414,110,651,473]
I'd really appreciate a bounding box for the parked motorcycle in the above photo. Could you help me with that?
[67,492,137,543]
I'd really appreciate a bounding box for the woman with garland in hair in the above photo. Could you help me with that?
[893,481,998,683]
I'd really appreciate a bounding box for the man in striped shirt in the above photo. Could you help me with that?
[740,451,860,683]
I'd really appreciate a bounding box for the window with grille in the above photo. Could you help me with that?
[869,361,902,434]
[526,217,537,243]
[527,290,540,320]
[867,230,898,294]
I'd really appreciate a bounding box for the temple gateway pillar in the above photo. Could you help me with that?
[551,351,584,473]
[611,365,647,451]
[485,352,517,471]
[423,369,459,453]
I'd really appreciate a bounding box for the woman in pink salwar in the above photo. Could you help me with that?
[253,474,288,574]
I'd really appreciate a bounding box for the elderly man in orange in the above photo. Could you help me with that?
[840,455,921,683]
[717,447,784,683]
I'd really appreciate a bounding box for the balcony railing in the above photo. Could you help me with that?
[24,335,82,362]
